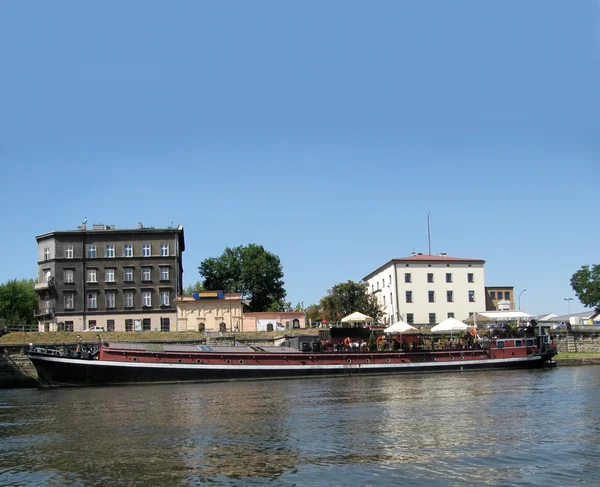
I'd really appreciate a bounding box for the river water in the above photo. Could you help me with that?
[1,366,599,486]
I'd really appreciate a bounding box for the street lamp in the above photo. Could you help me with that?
[518,289,527,310]
[564,297,573,315]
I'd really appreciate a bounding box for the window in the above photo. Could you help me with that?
[64,269,73,283]
[107,319,115,332]
[388,275,391,285]
[497,340,505,349]
[428,291,435,303]
[377,282,380,290]
[429,313,436,325]
[504,291,510,300]
[405,273,411,283]
[447,290,453,302]
[106,292,116,309]
[160,291,169,306]
[469,290,475,302]
[405,291,412,303]
[142,292,151,307]
[406,313,414,324]
[371,285,374,293]
[160,317,170,332]
[446,273,452,283]
[87,292,97,309]
[142,244,151,257]
[124,268,134,282]
[160,243,169,256]
[105,269,115,282]
[87,269,97,283]
[468,273,474,283]
[515,340,523,347]
[124,244,133,257]
[65,321,74,332]
[383,295,386,306]
[160,267,169,280]
[143,318,151,331]
[447,312,454,319]
[125,291,134,308]
[88,320,96,329]
[65,245,74,259]
[106,245,115,258]
[44,248,50,260]
[44,269,51,282]
[490,291,496,299]
[125,319,133,332]
[427,273,434,283]
[64,293,74,309]
[142,267,151,281]
[87,245,96,258]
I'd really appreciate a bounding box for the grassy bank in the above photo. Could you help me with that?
[554,352,600,360]
[0,329,321,345]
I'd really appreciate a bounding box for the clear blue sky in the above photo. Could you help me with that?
[1,1,598,316]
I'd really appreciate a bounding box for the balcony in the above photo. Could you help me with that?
[35,276,55,292]
[35,305,55,318]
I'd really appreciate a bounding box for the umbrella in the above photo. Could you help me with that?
[384,320,418,333]
[430,317,469,339]
[341,312,373,323]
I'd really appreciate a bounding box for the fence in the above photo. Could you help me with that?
[4,324,38,333]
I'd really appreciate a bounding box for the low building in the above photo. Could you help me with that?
[485,286,515,311]
[176,291,244,332]
[243,312,306,332]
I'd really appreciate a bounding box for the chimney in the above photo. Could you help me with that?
[439,252,447,256]
[138,222,143,229]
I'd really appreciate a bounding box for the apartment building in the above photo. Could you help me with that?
[364,252,486,326]
[34,222,184,332]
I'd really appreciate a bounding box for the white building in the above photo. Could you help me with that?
[363,253,487,326]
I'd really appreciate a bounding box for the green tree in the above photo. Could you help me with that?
[0,279,39,324]
[199,244,286,312]
[570,264,600,311]
[319,280,382,324]
[183,281,205,294]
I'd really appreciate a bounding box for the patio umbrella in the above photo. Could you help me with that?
[384,320,417,333]
[341,312,373,323]
[430,317,469,339]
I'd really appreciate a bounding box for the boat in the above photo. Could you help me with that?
[27,325,557,388]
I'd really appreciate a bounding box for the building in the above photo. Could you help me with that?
[243,312,306,332]
[34,222,184,332]
[176,291,244,332]
[485,286,515,311]
[363,252,486,326]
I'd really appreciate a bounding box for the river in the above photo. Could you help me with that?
[1,366,599,486]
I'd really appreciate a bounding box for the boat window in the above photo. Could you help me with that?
[497,341,505,349]
[526,339,534,347]
[515,340,522,347]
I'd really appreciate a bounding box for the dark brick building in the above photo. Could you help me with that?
[35,221,184,332]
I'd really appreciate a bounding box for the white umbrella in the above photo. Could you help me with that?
[431,317,470,339]
[384,320,418,333]
[341,312,373,323]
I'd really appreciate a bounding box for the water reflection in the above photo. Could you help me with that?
[1,367,599,486]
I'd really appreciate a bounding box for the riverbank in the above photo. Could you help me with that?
[552,352,600,366]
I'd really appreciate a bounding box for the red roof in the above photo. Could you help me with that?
[394,254,484,262]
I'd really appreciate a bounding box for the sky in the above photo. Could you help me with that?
[0,1,598,317]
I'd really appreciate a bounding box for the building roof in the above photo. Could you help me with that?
[363,253,485,280]
[36,223,185,251]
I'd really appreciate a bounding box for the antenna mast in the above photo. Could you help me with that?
[427,211,432,255]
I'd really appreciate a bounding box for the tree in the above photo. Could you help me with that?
[0,279,39,324]
[199,244,286,312]
[319,280,382,324]
[183,281,205,294]
[570,264,600,311]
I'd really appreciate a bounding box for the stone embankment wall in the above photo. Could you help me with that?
[0,344,38,388]
[552,330,600,353]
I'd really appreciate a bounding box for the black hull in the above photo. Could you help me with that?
[28,353,555,388]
